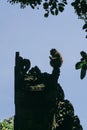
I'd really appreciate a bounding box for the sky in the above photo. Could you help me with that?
[0,0,87,129]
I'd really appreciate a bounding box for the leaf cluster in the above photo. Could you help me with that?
[8,0,42,8]
[8,0,67,16]
[43,0,67,17]
[75,51,87,79]
[71,0,87,38]
[7,0,87,37]
[55,99,83,130]
[0,117,13,130]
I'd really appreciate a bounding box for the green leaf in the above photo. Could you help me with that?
[71,2,76,6]
[80,68,86,79]
[82,23,87,30]
[30,4,35,9]
[75,62,83,69]
[44,13,49,17]
[59,6,64,12]
[55,9,58,15]
[80,51,87,58]
[58,3,65,7]
[51,10,54,15]
[83,64,87,70]
[43,2,48,9]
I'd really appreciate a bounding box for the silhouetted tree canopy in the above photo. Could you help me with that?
[8,0,67,17]
[7,0,87,36]
[71,0,87,38]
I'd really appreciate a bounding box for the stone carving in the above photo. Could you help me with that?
[14,49,83,130]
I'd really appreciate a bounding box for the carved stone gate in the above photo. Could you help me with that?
[14,49,83,130]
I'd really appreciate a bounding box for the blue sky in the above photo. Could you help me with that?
[0,0,87,129]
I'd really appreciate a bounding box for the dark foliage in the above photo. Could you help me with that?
[71,1,87,79]
[71,0,87,38]
[7,0,87,38]
[8,0,67,17]
[75,51,87,79]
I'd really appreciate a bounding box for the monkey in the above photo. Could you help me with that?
[49,49,63,82]
[49,49,63,68]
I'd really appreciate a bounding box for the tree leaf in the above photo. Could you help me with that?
[82,23,87,30]
[80,51,87,58]
[55,9,58,15]
[43,2,48,10]
[44,13,49,17]
[51,10,54,15]
[80,68,86,79]
[75,62,83,69]
[58,3,65,7]
[59,6,64,12]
